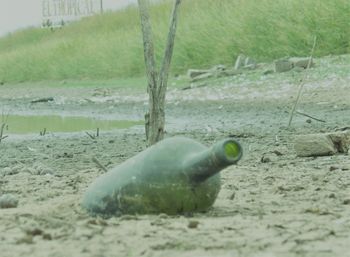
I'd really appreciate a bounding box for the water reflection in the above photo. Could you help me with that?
[4,115,143,134]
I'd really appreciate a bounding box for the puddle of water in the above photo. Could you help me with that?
[3,115,143,134]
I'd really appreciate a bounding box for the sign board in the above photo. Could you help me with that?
[42,0,103,28]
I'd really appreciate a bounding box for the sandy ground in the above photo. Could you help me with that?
[0,55,350,257]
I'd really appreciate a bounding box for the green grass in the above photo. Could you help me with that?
[0,0,349,83]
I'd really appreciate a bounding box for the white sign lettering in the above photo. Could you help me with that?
[42,0,102,28]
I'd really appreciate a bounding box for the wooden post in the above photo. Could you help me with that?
[138,0,181,146]
[100,0,103,13]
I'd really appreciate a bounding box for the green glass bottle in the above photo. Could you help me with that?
[82,136,242,216]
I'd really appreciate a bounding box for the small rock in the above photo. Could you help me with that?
[306,119,312,123]
[55,152,74,159]
[1,166,22,176]
[42,233,52,240]
[342,199,350,205]
[158,213,169,219]
[0,194,19,208]
[92,88,111,97]
[273,150,283,156]
[263,69,274,75]
[275,59,293,73]
[188,220,200,229]
[293,130,350,157]
[328,193,336,199]
[24,225,43,236]
[294,134,336,157]
[16,235,33,244]
[261,156,271,163]
[1,167,12,176]
[150,218,168,226]
[289,57,313,69]
[293,66,305,72]
[328,130,350,153]
[87,218,108,226]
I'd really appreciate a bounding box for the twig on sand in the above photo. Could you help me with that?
[40,128,47,136]
[288,36,317,127]
[92,157,108,172]
[296,111,326,123]
[0,135,8,142]
[85,128,100,140]
[85,131,96,140]
[31,97,54,104]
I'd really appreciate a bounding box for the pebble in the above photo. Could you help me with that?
[23,222,44,236]
[1,167,12,176]
[0,194,19,208]
[342,199,350,205]
[16,235,33,244]
[188,220,200,229]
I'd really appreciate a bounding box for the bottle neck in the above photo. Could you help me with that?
[182,139,242,183]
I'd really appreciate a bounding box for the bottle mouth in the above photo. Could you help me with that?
[223,140,242,162]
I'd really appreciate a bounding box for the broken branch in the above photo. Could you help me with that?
[296,111,326,123]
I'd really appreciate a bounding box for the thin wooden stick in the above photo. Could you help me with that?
[158,0,182,106]
[0,135,8,141]
[296,110,326,123]
[92,157,108,172]
[288,36,317,127]
[85,131,96,139]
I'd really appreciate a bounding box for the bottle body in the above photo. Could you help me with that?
[82,136,242,216]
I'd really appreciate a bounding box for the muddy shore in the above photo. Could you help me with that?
[0,55,350,257]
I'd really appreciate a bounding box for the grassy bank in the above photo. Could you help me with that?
[0,0,349,83]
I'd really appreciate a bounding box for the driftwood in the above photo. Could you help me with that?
[138,0,181,145]
[186,65,242,84]
[85,128,99,140]
[31,97,54,104]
